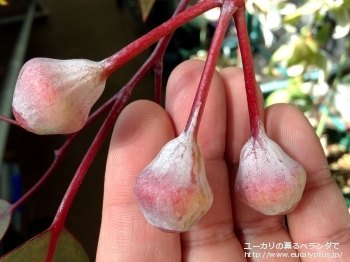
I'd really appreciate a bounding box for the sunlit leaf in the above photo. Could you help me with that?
[139,0,156,21]
[0,199,11,241]
[277,2,297,16]
[266,89,291,107]
[286,77,313,112]
[268,44,293,75]
[270,44,293,63]
[0,228,89,262]
[253,0,271,13]
[330,9,350,39]
[305,37,319,54]
[344,0,350,9]
[284,1,323,24]
[291,96,313,112]
[310,52,329,77]
[286,64,305,77]
[288,39,314,66]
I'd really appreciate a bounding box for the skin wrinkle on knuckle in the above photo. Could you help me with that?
[303,166,334,192]
[234,215,286,237]
[181,219,235,249]
[296,227,350,253]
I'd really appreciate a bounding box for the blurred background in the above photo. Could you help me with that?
[0,0,350,260]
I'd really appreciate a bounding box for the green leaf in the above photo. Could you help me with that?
[305,37,319,54]
[288,39,314,66]
[310,52,329,76]
[286,76,305,98]
[344,0,350,9]
[284,1,323,24]
[0,200,11,240]
[341,73,350,84]
[330,9,350,39]
[139,0,156,21]
[270,44,294,63]
[0,229,89,262]
[265,89,291,107]
[314,22,332,47]
[286,77,313,112]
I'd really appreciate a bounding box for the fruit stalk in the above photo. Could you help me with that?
[0,115,19,126]
[185,0,238,140]
[233,6,262,138]
[233,6,307,215]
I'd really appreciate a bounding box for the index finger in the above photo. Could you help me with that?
[96,101,180,262]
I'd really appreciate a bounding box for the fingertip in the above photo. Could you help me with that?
[165,59,227,160]
[219,66,249,164]
[165,59,208,135]
[265,103,327,175]
[105,100,175,205]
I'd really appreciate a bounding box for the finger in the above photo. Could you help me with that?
[165,59,244,261]
[220,67,297,261]
[96,101,181,262]
[266,104,350,261]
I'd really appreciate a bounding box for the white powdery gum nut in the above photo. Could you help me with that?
[12,58,106,135]
[134,132,213,232]
[235,133,306,215]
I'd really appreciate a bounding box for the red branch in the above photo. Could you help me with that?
[0,115,19,126]
[100,0,222,77]
[233,6,261,138]
[184,0,239,140]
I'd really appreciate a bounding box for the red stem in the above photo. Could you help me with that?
[154,61,163,105]
[46,92,125,261]
[184,0,238,140]
[0,115,19,126]
[233,7,262,139]
[100,0,222,77]
[10,89,120,213]
[10,137,73,212]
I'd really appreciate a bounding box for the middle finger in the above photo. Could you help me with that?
[220,67,298,261]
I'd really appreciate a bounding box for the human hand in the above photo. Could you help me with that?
[96,59,350,261]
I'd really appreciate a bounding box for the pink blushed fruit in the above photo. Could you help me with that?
[133,3,235,232]
[235,127,306,215]
[12,58,106,135]
[134,132,213,232]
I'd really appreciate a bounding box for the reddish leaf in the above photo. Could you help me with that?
[0,228,89,261]
[0,200,11,240]
[139,0,156,21]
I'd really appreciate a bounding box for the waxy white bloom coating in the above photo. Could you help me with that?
[12,58,106,135]
[235,130,306,215]
[134,132,213,232]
